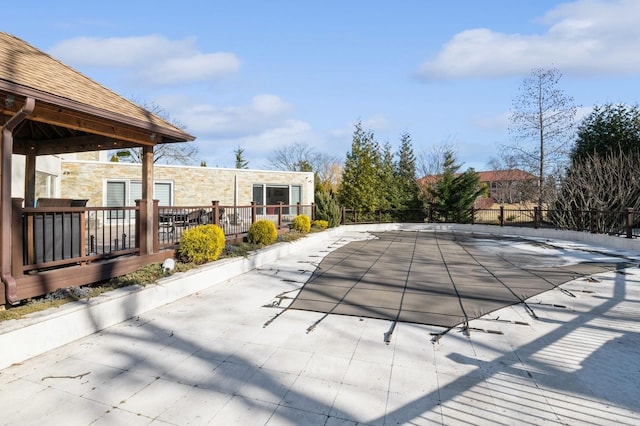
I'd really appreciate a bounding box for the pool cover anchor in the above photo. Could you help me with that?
[305,310,335,333]
[467,326,503,335]
[522,301,539,320]
[429,321,470,343]
[262,289,301,327]
[384,321,397,345]
[263,308,288,328]
[558,287,576,298]
[481,317,529,326]
[461,321,471,337]
[430,327,454,343]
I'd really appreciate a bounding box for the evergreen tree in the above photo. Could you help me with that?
[338,122,381,214]
[234,146,249,169]
[378,142,396,211]
[552,103,640,229]
[395,132,422,214]
[571,103,640,162]
[429,151,486,222]
[314,189,342,227]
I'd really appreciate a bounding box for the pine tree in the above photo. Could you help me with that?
[234,146,249,169]
[571,103,640,162]
[429,151,485,222]
[314,189,342,227]
[338,122,381,214]
[395,132,421,212]
[378,142,395,211]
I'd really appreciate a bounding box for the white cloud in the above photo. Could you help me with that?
[49,34,240,85]
[196,120,321,169]
[361,114,391,132]
[138,52,240,85]
[175,94,292,137]
[329,114,391,139]
[473,111,510,132]
[165,94,322,167]
[251,94,292,116]
[230,119,314,152]
[418,0,640,80]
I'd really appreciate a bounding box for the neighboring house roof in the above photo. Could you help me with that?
[0,31,194,154]
[418,169,537,186]
[475,169,537,183]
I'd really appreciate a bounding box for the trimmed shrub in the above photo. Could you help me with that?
[312,219,329,229]
[247,219,278,245]
[291,214,311,233]
[315,190,342,228]
[178,224,226,264]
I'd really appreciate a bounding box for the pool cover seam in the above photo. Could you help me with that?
[303,232,405,332]
[434,230,471,333]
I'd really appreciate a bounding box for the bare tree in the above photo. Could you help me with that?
[487,152,536,204]
[268,142,342,191]
[269,143,317,171]
[119,142,199,165]
[315,156,343,193]
[115,99,199,165]
[551,150,640,233]
[416,140,455,178]
[506,68,578,208]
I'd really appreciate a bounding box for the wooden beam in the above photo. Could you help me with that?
[29,103,158,146]
[2,100,158,146]
[13,250,176,301]
[13,135,140,156]
[0,85,194,143]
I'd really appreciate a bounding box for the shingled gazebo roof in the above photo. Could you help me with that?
[0,31,195,155]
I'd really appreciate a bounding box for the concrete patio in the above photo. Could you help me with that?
[0,224,639,425]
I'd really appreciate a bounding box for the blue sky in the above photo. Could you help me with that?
[4,0,640,172]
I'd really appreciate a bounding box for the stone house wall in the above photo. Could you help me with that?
[59,160,314,207]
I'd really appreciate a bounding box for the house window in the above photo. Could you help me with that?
[291,185,301,215]
[129,181,173,206]
[106,181,126,219]
[253,185,264,214]
[252,184,302,215]
[106,180,174,219]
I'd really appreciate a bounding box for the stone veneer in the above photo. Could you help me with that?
[59,161,315,207]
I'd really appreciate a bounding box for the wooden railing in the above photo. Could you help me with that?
[20,204,140,273]
[19,200,317,273]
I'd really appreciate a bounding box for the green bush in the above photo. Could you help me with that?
[247,219,278,245]
[291,214,311,233]
[178,224,225,264]
[312,219,329,229]
[315,190,342,227]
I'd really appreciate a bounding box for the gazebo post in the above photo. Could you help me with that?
[1,97,34,305]
[141,145,155,255]
[24,152,37,207]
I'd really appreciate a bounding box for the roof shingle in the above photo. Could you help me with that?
[0,32,193,142]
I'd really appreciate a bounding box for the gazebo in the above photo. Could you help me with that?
[0,32,195,305]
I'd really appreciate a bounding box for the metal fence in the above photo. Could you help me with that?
[342,206,640,239]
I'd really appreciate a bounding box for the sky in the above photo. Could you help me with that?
[4,0,640,172]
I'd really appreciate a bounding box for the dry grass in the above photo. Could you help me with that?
[474,202,537,224]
